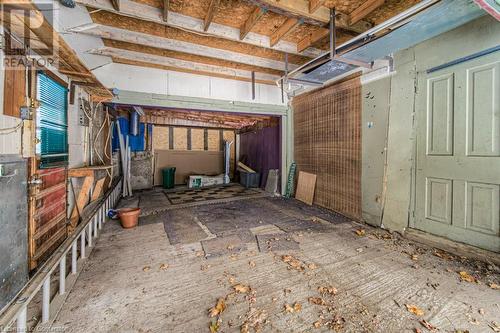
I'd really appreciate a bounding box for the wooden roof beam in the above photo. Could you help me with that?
[349,0,384,25]
[249,0,373,33]
[240,6,267,40]
[270,17,302,47]
[203,0,220,32]
[309,0,325,13]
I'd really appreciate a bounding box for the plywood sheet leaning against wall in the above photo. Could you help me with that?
[295,171,317,205]
[293,75,362,220]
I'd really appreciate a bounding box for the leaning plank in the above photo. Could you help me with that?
[91,177,106,201]
[70,175,95,227]
[238,161,256,173]
[295,171,316,205]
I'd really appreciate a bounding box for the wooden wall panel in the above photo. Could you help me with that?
[152,125,169,150]
[191,128,205,151]
[293,76,362,220]
[173,127,187,150]
[207,129,220,151]
[3,65,26,118]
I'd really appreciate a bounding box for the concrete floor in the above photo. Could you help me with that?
[52,187,500,333]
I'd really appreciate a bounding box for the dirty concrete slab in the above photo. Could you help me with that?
[51,196,500,333]
[256,234,300,252]
[201,235,247,258]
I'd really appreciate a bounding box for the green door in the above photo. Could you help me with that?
[414,52,500,252]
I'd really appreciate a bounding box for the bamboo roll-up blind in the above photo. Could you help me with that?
[292,75,362,220]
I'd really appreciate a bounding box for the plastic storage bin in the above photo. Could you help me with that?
[162,167,176,189]
[239,171,260,188]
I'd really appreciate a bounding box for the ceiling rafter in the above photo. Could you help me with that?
[102,39,283,76]
[349,0,385,25]
[239,6,267,40]
[203,0,220,31]
[74,23,298,72]
[309,0,325,13]
[270,17,303,47]
[296,27,329,52]
[110,0,120,11]
[73,0,322,57]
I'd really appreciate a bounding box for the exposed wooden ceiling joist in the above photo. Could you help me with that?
[248,0,373,33]
[309,0,325,13]
[270,17,302,47]
[103,39,283,76]
[203,0,220,31]
[349,0,385,25]
[239,6,267,40]
[75,23,297,72]
[297,27,329,52]
[91,47,279,83]
[73,0,322,57]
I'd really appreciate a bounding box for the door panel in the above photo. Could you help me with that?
[415,53,500,252]
[466,62,500,156]
[427,74,454,155]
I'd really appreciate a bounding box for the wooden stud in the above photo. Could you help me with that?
[270,18,302,47]
[309,0,325,13]
[349,0,385,25]
[240,6,267,40]
[203,0,220,31]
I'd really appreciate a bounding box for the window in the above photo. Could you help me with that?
[36,72,68,168]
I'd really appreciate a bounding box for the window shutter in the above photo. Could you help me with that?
[36,72,68,168]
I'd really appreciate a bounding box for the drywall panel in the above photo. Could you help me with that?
[154,150,224,185]
[93,63,286,105]
[94,63,168,95]
[168,71,210,98]
[361,76,391,227]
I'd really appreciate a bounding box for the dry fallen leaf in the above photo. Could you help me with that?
[142,266,151,272]
[459,271,476,283]
[308,297,326,306]
[195,251,204,257]
[414,328,422,333]
[284,304,294,313]
[201,264,211,271]
[227,244,235,250]
[159,263,169,271]
[209,298,226,317]
[313,321,322,328]
[293,303,302,312]
[318,286,338,296]
[489,283,500,290]
[240,322,249,333]
[308,263,317,270]
[420,319,437,331]
[249,261,256,268]
[405,304,424,316]
[233,284,250,293]
[411,254,419,261]
[355,229,366,236]
[209,320,220,333]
